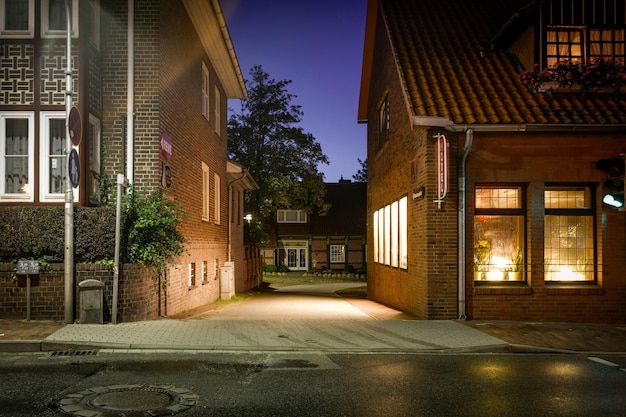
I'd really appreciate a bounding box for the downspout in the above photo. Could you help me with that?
[227,170,249,262]
[457,129,473,320]
[126,0,134,184]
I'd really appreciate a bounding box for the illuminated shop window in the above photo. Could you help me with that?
[474,185,525,281]
[373,196,407,269]
[544,186,595,282]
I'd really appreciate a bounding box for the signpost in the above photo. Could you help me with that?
[434,133,449,209]
[17,260,39,321]
[68,148,80,189]
[68,106,82,146]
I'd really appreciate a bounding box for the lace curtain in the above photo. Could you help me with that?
[4,119,29,194]
[48,119,65,194]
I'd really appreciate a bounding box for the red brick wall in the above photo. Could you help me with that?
[466,132,626,323]
[0,263,159,322]
[365,9,459,319]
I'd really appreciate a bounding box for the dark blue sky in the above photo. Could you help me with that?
[223,0,368,182]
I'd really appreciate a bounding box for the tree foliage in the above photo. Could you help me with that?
[228,65,329,244]
[352,158,367,183]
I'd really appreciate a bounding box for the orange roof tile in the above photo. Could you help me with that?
[379,0,626,126]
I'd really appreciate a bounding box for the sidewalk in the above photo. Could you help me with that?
[1,282,625,354]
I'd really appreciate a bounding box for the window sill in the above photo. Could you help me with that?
[545,285,603,295]
[474,284,532,295]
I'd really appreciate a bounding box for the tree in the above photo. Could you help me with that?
[228,65,329,245]
[352,158,367,183]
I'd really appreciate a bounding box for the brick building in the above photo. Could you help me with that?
[0,0,258,320]
[262,180,367,273]
[359,0,626,322]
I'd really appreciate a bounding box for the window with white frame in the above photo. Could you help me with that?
[39,112,71,202]
[0,0,34,38]
[214,86,221,136]
[373,196,407,269]
[544,185,595,282]
[202,162,209,221]
[201,63,210,120]
[214,173,221,224]
[277,209,307,223]
[41,0,78,38]
[188,262,196,287]
[330,245,345,263]
[88,115,101,205]
[202,260,208,283]
[0,112,34,201]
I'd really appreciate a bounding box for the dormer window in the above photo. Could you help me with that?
[546,26,625,67]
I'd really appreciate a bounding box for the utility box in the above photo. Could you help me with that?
[220,261,235,300]
[78,279,104,324]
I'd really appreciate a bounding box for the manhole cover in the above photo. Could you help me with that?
[58,384,198,416]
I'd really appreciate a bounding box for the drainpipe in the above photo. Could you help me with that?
[227,170,249,262]
[126,0,134,184]
[457,129,473,320]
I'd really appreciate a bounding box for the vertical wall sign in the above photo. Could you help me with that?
[434,133,449,209]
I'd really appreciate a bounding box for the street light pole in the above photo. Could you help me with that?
[64,0,75,324]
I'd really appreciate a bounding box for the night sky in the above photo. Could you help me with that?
[222,0,368,182]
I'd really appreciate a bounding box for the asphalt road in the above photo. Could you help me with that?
[1,351,625,417]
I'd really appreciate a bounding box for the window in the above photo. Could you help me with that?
[201,162,209,221]
[88,115,101,205]
[546,26,625,67]
[544,186,595,282]
[373,196,408,269]
[546,27,583,66]
[0,0,34,38]
[201,63,210,120]
[277,209,307,223]
[378,94,390,150]
[202,260,208,283]
[590,29,625,64]
[214,173,221,224]
[39,112,70,202]
[474,185,525,281]
[0,112,34,201]
[330,245,345,263]
[41,0,78,38]
[214,86,221,136]
[188,263,196,287]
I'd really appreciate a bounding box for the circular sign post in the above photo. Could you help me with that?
[68,106,83,147]
[68,148,80,189]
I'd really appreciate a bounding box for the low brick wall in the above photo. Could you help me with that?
[0,263,159,323]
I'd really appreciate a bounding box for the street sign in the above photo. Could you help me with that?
[161,132,172,161]
[68,148,80,188]
[17,260,39,275]
[68,106,82,146]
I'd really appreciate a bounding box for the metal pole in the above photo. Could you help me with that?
[63,0,74,324]
[112,174,124,324]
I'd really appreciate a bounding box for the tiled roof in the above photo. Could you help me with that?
[380,0,626,126]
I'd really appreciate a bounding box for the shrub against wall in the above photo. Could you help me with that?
[0,207,117,262]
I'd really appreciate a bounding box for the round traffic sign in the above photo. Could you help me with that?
[68,148,80,188]
[68,106,83,146]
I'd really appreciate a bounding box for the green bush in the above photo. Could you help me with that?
[0,189,186,272]
[263,264,277,273]
[277,264,290,273]
[121,189,187,274]
[0,207,116,262]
